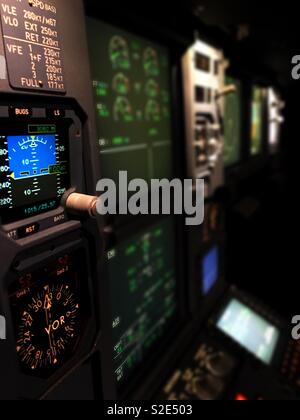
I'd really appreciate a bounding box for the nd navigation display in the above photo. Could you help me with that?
[0,121,70,224]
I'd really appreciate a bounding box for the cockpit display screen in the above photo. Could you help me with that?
[0,121,70,224]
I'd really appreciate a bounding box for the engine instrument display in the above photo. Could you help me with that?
[9,249,88,378]
[87,18,172,184]
[108,218,177,386]
[0,121,70,224]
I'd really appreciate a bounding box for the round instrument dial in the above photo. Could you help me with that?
[109,36,130,70]
[9,252,87,378]
[143,47,159,76]
[113,97,134,122]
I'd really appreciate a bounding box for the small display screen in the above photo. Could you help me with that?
[195,52,210,72]
[216,299,280,365]
[202,246,219,295]
[0,121,70,224]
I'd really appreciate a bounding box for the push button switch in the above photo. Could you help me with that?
[46,108,66,118]
[9,107,32,118]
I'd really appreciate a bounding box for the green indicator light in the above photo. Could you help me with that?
[96,87,108,97]
[126,245,137,256]
[116,346,123,355]
[142,240,150,251]
[124,115,134,123]
[113,137,124,146]
[127,267,136,276]
[149,128,158,137]
[97,104,110,118]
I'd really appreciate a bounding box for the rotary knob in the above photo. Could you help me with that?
[205,352,235,378]
[191,374,224,400]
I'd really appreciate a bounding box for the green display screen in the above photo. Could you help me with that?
[250,86,265,156]
[107,218,177,386]
[224,76,241,167]
[28,125,56,135]
[86,19,173,184]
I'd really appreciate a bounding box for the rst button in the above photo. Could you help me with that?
[47,108,66,118]
[17,223,40,239]
[9,107,32,118]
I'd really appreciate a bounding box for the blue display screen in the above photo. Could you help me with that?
[0,122,70,224]
[202,247,219,295]
[7,135,57,180]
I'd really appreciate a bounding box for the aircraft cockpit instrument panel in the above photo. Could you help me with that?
[0,0,101,401]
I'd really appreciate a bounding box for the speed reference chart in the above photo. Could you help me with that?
[0,121,70,224]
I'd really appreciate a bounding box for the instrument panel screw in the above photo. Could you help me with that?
[28,0,33,6]
[38,81,43,88]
